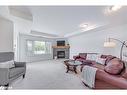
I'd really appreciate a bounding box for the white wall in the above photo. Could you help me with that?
[68,24,127,59]
[13,19,32,61]
[0,17,13,52]
[19,34,55,62]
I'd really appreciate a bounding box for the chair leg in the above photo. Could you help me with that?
[4,84,9,90]
[23,74,25,78]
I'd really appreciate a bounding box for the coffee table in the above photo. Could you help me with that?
[64,60,83,74]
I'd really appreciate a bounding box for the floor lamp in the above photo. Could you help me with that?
[104,38,127,60]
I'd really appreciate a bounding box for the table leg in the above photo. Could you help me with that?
[73,66,77,74]
[66,65,69,73]
[80,65,84,72]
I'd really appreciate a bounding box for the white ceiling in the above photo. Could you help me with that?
[7,6,127,37]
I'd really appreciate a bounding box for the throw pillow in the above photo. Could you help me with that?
[104,58,124,75]
[86,54,98,61]
[86,54,92,60]
[96,58,106,65]
[0,60,15,68]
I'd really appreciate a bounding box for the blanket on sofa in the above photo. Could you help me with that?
[81,65,97,88]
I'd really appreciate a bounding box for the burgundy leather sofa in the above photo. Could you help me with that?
[74,53,127,89]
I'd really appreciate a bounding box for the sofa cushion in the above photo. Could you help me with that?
[82,59,94,64]
[104,58,124,75]
[9,67,25,78]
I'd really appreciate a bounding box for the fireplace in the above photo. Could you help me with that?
[57,51,65,58]
[52,45,70,59]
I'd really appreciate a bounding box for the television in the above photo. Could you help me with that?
[57,41,65,46]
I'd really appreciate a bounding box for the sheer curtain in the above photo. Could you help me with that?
[45,42,52,54]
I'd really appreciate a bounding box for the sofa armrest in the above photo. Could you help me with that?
[0,68,10,85]
[14,62,26,68]
[96,69,127,89]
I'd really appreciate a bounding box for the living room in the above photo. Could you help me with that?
[1,4,127,92]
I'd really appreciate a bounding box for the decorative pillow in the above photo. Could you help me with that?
[104,58,124,75]
[96,58,106,65]
[0,60,15,68]
[86,54,98,61]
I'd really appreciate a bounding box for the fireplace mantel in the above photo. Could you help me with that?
[52,45,70,49]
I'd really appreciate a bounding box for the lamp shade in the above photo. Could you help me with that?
[104,41,116,47]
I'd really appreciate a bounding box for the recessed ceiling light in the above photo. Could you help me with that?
[104,5,122,15]
[110,5,122,11]
[79,23,88,28]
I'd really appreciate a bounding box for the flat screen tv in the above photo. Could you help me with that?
[57,41,65,46]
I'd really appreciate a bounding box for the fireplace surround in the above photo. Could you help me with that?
[52,46,70,59]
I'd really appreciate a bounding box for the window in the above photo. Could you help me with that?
[34,41,45,54]
[26,40,52,55]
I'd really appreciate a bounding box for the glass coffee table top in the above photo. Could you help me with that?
[67,60,82,65]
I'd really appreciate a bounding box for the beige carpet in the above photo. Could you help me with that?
[9,59,88,89]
